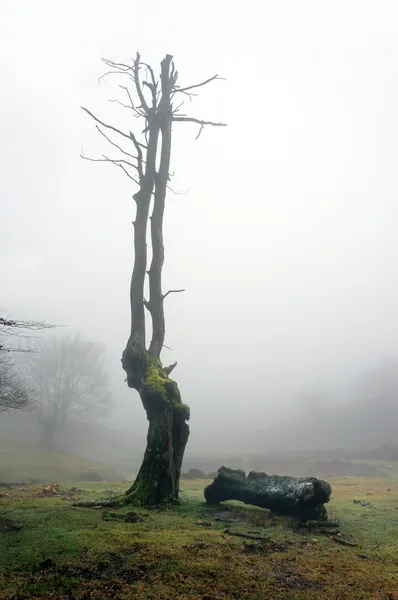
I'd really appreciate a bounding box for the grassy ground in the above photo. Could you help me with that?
[0,477,397,599]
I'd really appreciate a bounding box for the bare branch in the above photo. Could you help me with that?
[81,152,138,170]
[81,107,132,142]
[109,98,137,111]
[196,124,205,140]
[166,184,190,196]
[99,70,134,83]
[173,116,227,139]
[133,53,151,114]
[80,151,140,184]
[96,125,138,160]
[174,74,224,94]
[172,89,197,101]
[102,59,134,72]
[102,155,140,184]
[142,63,157,90]
[173,116,227,128]
[119,85,145,118]
[173,100,185,114]
[129,131,144,178]
[162,289,185,300]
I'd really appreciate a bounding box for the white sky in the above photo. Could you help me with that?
[1,0,398,450]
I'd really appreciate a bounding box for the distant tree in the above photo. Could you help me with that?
[23,336,111,448]
[0,313,54,414]
[81,52,225,506]
[0,347,32,413]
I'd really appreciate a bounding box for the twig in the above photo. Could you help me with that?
[173,116,227,127]
[163,289,185,300]
[223,529,270,542]
[99,70,134,83]
[95,126,137,160]
[119,85,145,118]
[174,74,224,94]
[81,151,140,184]
[81,107,132,142]
[332,535,357,547]
[173,116,227,139]
[129,131,144,177]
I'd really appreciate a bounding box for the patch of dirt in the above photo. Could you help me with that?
[353,499,372,507]
[40,483,84,501]
[243,539,287,555]
[101,510,148,523]
[184,541,210,551]
[16,544,154,598]
[272,567,324,591]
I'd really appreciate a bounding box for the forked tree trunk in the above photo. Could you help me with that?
[82,53,225,507]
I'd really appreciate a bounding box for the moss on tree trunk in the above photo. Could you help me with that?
[123,357,189,506]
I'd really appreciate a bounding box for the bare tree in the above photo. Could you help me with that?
[81,53,225,506]
[23,336,111,448]
[0,349,33,413]
[0,312,55,413]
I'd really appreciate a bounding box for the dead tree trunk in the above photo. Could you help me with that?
[82,53,225,506]
[204,467,332,520]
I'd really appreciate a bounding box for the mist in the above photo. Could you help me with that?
[2,0,398,467]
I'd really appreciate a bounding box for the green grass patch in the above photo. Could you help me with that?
[0,477,397,599]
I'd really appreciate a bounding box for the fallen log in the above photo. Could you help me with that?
[204,467,332,521]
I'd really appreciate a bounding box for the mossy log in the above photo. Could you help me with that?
[204,467,332,520]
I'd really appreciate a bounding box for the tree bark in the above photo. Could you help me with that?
[204,467,332,520]
[125,384,189,505]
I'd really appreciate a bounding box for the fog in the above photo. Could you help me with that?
[2,0,398,459]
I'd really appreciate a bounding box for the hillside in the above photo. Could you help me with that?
[0,413,145,478]
[0,438,125,483]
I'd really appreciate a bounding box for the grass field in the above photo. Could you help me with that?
[0,477,398,599]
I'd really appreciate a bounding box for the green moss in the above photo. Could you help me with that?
[174,403,190,421]
[144,360,170,402]
[142,358,188,417]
